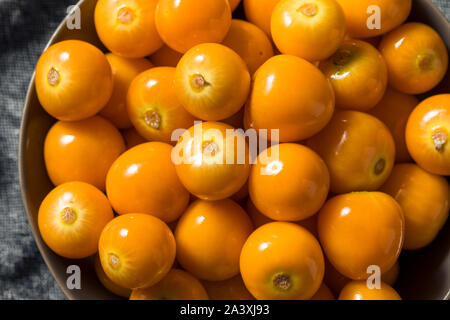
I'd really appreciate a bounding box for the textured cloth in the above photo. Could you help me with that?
[0,0,449,300]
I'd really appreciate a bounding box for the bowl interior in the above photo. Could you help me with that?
[19,0,450,300]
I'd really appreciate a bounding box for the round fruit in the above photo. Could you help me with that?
[129,269,208,300]
[249,143,330,221]
[405,94,450,175]
[175,43,250,120]
[246,199,319,236]
[127,67,196,143]
[175,199,253,281]
[44,116,125,191]
[320,39,388,111]
[318,192,404,280]
[244,0,281,36]
[174,122,250,200]
[94,0,162,58]
[307,111,395,194]
[379,22,448,95]
[230,180,249,202]
[240,222,324,300]
[380,163,449,250]
[150,45,183,67]
[222,19,274,74]
[245,55,335,142]
[155,0,232,53]
[94,255,131,298]
[338,281,402,300]
[100,54,152,129]
[337,0,412,38]
[310,283,334,300]
[35,40,113,121]
[271,0,346,61]
[106,142,190,222]
[122,127,147,150]
[202,275,255,300]
[382,261,400,286]
[38,182,114,259]
[99,214,176,289]
[367,88,418,163]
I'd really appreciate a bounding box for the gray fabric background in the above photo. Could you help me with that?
[0,0,449,300]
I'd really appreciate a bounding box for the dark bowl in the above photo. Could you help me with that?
[19,0,450,300]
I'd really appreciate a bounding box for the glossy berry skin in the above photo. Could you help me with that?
[35,40,113,121]
[106,142,190,222]
[249,143,330,221]
[175,199,253,281]
[307,111,395,194]
[381,164,449,250]
[244,0,281,36]
[130,269,209,300]
[339,281,402,300]
[245,55,335,142]
[337,0,412,39]
[155,0,232,53]
[318,192,405,280]
[38,182,114,259]
[405,94,450,176]
[240,222,324,300]
[98,214,176,289]
[367,88,418,163]
[271,0,346,62]
[202,275,255,300]
[94,0,163,58]
[44,116,125,191]
[379,23,448,95]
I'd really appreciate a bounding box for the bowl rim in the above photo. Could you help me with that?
[18,0,88,300]
[18,0,450,300]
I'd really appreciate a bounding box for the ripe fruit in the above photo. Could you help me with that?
[127,67,196,143]
[202,275,255,300]
[175,199,253,281]
[155,0,232,53]
[367,88,418,163]
[99,214,176,289]
[106,142,190,222]
[249,143,330,221]
[379,23,448,95]
[44,116,125,191]
[245,55,335,142]
[94,255,131,298]
[94,0,162,58]
[129,269,208,300]
[150,45,183,67]
[122,127,147,150]
[271,0,346,62]
[240,222,324,300]
[175,43,250,120]
[310,283,334,300]
[318,192,404,280]
[100,54,152,129]
[35,40,113,121]
[381,164,449,250]
[244,0,281,36]
[38,182,114,259]
[338,281,402,300]
[174,122,251,200]
[307,111,395,194]
[320,39,388,111]
[323,258,350,296]
[222,19,274,74]
[337,0,412,38]
[405,94,450,175]
[230,180,249,202]
[382,261,400,286]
